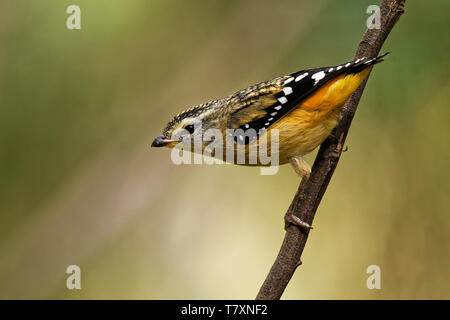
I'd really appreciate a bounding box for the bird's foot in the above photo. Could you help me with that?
[290,156,311,180]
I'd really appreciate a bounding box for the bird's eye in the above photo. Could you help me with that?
[185,124,195,134]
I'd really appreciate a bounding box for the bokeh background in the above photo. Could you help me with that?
[1,0,449,299]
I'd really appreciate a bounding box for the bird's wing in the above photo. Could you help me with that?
[228,54,388,145]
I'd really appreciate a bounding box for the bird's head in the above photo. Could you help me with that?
[151,100,224,149]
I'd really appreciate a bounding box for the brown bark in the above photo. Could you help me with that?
[256,0,406,300]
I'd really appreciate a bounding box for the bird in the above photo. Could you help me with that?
[152,53,388,229]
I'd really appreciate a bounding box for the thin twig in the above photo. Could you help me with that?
[256,0,406,300]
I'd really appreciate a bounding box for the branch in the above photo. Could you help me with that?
[256,0,406,300]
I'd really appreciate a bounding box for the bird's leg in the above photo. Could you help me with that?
[290,156,311,180]
[285,156,313,230]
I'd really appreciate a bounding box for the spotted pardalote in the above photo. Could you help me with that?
[152,54,388,227]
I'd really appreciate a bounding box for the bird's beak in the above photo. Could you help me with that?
[151,135,179,148]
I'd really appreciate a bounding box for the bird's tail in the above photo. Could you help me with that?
[349,52,389,74]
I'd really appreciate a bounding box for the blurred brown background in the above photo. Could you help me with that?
[0,0,449,299]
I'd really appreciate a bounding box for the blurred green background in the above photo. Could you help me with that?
[1,0,449,299]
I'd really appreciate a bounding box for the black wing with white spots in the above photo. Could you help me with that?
[231,53,388,145]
